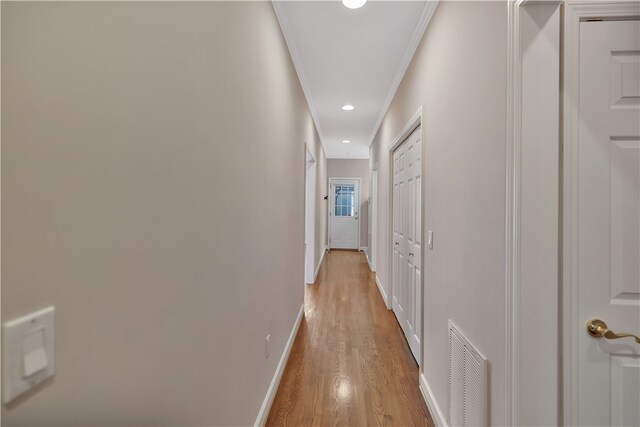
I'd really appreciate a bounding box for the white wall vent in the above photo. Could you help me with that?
[448,320,488,427]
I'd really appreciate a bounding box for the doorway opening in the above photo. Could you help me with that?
[367,168,378,272]
[305,147,316,285]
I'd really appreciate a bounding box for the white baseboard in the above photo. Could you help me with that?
[312,247,327,283]
[254,304,304,427]
[359,246,367,252]
[419,373,448,427]
[375,275,389,308]
[365,252,373,271]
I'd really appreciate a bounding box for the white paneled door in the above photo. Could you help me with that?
[329,179,359,250]
[392,126,422,364]
[576,19,640,426]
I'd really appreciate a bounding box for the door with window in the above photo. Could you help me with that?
[329,179,359,249]
[573,18,640,426]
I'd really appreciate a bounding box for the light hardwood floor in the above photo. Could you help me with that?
[266,250,434,426]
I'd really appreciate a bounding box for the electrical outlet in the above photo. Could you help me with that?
[265,334,271,359]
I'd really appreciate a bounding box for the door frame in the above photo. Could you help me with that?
[506,1,640,425]
[305,145,316,284]
[562,2,640,425]
[387,107,423,366]
[328,177,361,250]
[506,1,563,425]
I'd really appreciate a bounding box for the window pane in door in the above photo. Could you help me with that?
[333,184,356,217]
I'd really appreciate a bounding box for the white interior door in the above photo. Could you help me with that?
[575,19,640,426]
[329,179,359,250]
[392,126,422,363]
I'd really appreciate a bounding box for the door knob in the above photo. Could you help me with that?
[586,319,640,343]
[394,242,399,245]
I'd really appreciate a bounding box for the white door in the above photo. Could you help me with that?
[392,126,422,363]
[329,179,359,250]
[576,19,640,426]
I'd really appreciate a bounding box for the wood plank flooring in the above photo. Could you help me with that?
[266,250,434,427]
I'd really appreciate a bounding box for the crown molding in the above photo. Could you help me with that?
[365,1,438,147]
[272,1,327,153]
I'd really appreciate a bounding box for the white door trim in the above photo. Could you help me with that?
[506,1,563,425]
[562,3,640,425]
[505,4,522,423]
[387,107,423,366]
[328,177,361,250]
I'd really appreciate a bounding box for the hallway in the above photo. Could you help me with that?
[266,251,433,426]
[3,2,639,425]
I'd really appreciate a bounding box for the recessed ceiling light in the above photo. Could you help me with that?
[342,140,351,144]
[342,104,354,111]
[342,0,366,9]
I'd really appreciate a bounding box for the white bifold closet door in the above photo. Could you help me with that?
[392,126,422,364]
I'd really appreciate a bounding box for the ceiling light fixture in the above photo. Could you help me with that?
[342,140,351,144]
[342,104,354,111]
[342,0,366,9]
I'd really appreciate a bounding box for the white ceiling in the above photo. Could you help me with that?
[274,1,437,159]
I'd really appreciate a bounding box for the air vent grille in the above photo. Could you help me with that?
[448,320,488,427]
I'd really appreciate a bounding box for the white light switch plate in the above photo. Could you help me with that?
[3,307,55,403]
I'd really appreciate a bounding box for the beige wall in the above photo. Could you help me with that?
[327,159,369,248]
[1,2,324,425]
[370,1,508,424]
